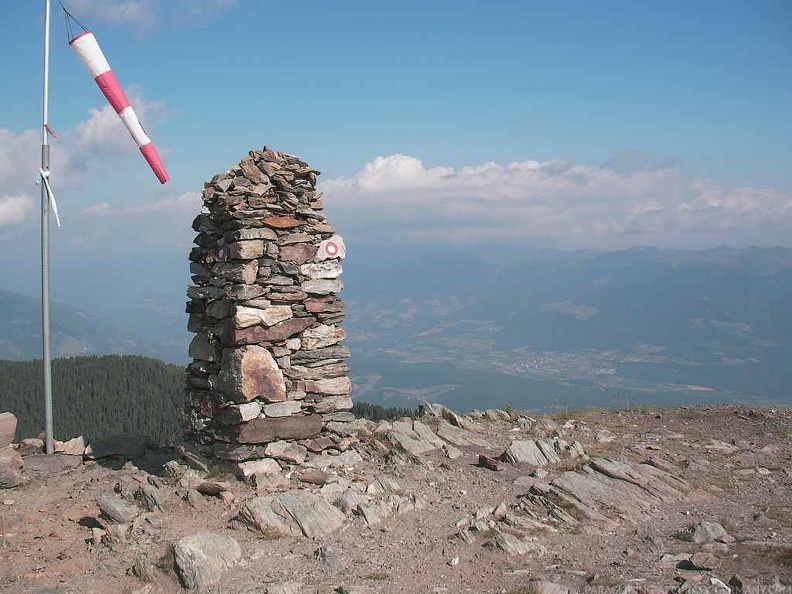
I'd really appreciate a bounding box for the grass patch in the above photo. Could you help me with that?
[671,529,694,542]
[256,526,285,540]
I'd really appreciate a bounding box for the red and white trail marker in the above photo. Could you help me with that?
[316,235,346,261]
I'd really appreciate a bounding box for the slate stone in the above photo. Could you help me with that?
[96,494,139,524]
[302,279,343,295]
[229,317,314,346]
[301,324,346,350]
[221,414,323,444]
[502,440,550,466]
[173,532,241,593]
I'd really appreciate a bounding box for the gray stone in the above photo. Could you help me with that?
[139,484,167,513]
[96,494,139,524]
[265,440,308,464]
[304,376,352,395]
[484,531,544,556]
[236,458,281,479]
[688,552,721,570]
[690,520,730,544]
[213,261,258,284]
[306,449,364,470]
[225,239,265,260]
[239,490,345,538]
[315,544,341,571]
[502,440,550,466]
[188,333,216,362]
[306,394,353,414]
[262,401,302,417]
[357,500,393,526]
[302,279,343,295]
[173,532,241,593]
[219,401,262,424]
[435,420,493,448]
[300,324,346,350]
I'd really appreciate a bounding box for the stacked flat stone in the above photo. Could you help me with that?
[185,146,351,471]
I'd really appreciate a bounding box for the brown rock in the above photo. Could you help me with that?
[0,413,17,448]
[280,243,317,264]
[267,290,309,303]
[303,436,335,452]
[688,552,721,570]
[229,317,314,346]
[303,394,353,414]
[296,469,330,485]
[213,261,258,284]
[225,240,265,260]
[262,216,302,229]
[220,415,323,444]
[303,376,352,395]
[218,345,286,403]
[305,297,344,313]
[479,454,505,471]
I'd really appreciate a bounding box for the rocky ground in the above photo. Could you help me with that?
[1,404,790,594]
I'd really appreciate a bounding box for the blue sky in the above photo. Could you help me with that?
[0,0,791,309]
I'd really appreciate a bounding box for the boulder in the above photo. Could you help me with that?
[173,532,241,593]
[0,413,17,448]
[0,448,24,489]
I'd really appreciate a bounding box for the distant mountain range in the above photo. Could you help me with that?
[0,288,182,362]
[341,245,792,410]
[2,245,791,412]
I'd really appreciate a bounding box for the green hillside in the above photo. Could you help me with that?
[0,355,184,446]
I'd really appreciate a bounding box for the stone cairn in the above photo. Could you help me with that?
[185,146,351,477]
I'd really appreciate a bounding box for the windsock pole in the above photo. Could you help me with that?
[41,0,54,454]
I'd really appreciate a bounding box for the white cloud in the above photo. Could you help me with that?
[0,87,167,226]
[0,195,35,226]
[322,154,792,248]
[82,191,200,217]
[66,0,158,28]
[73,90,164,159]
[65,0,238,30]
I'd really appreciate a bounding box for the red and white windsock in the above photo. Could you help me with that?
[69,31,169,184]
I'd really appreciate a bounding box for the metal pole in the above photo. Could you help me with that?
[41,0,54,455]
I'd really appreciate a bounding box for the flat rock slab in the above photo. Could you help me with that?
[220,414,323,444]
[238,489,345,538]
[173,532,241,593]
[435,420,493,449]
[524,458,690,528]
